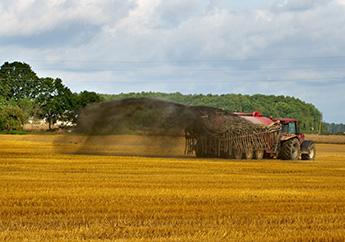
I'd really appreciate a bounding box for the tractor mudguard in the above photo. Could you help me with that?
[280,134,298,142]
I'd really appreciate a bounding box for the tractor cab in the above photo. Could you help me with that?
[274,118,299,134]
[273,118,305,142]
[281,120,298,134]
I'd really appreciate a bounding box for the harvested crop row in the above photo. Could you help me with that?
[0,135,345,241]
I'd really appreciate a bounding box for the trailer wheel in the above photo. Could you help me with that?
[301,141,316,160]
[280,138,300,160]
[195,143,203,157]
[254,150,264,159]
[233,149,242,159]
[244,149,254,159]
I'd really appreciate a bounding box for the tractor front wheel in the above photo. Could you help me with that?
[301,141,316,160]
[280,138,300,160]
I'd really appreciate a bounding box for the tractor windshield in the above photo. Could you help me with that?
[282,122,297,134]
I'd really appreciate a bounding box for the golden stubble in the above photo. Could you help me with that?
[0,135,345,241]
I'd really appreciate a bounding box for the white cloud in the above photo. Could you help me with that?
[154,0,209,28]
[1,0,345,122]
[0,0,135,37]
[271,0,330,12]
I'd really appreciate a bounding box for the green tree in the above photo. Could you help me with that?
[0,62,40,100]
[76,91,103,108]
[37,78,75,130]
[16,98,39,123]
[0,98,26,131]
[0,61,105,131]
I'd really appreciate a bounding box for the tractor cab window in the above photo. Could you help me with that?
[282,122,297,134]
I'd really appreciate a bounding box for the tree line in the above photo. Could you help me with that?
[101,92,324,134]
[0,62,102,131]
[323,123,345,135]
[1,61,341,134]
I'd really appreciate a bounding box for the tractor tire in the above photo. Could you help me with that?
[254,150,264,160]
[244,149,254,159]
[301,141,316,160]
[280,138,300,160]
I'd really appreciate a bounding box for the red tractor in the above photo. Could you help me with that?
[235,112,316,160]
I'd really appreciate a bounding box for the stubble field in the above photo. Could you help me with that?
[1,134,345,241]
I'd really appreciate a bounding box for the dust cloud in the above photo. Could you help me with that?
[55,98,260,158]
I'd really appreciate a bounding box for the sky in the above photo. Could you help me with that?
[0,0,345,123]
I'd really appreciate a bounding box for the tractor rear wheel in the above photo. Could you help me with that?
[301,141,316,160]
[280,138,300,160]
